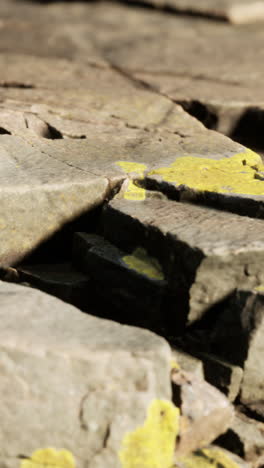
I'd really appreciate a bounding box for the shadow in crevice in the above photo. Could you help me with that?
[230,107,264,155]
[177,100,219,130]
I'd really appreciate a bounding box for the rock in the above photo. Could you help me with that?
[171,347,204,379]
[17,263,91,311]
[200,352,243,402]
[207,289,264,409]
[103,197,264,328]
[217,411,264,463]
[174,445,250,468]
[0,281,172,468]
[138,0,264,23]
[72,232,166,329]
[171,366,234,456]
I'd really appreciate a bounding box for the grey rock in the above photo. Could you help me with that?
[0,281,172,468]
[171,347,204,379]
[103,197,264,328]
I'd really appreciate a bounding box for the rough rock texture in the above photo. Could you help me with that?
[0,281,172,468]
[103,197,264,328]
[171,367,234,456]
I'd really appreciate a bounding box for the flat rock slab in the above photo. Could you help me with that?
[0,281,172,468]
[0,52,256,266]
[103,197,264,327]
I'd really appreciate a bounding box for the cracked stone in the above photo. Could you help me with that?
[0,281,172,468]
[103,197,264,329]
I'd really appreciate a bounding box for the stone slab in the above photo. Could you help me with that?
[0,281,172,468]
[103,197,264,328]
[17,263,91,310]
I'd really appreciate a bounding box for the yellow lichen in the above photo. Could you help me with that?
[171,360,180,371]
[148,149,264,195]
[177,448,240,468]
[20,448,76,468]
[119,399,180,468]
[122,247,164,280]
[123,180,146,201]
[116,161,147,175]
[115,161,147,200]
[254,285,264,292]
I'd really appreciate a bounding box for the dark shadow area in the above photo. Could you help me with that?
[230,107,264,154]
[215,430,245,458]
[177,100,219,130]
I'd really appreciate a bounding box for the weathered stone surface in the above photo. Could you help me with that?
[72,232,166,329]
[217,411,264,463]
[207,289,264,409]
[171,366,234,456]
[200,353,243,402]
[103,197,264,328]
[171,347,204,379]
[1,50,256,265]
[0,281,172,468]
[17,263,90,310]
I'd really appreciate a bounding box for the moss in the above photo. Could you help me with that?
[122,247,164,280]
[119,399,180,468]
[20,448,75,468]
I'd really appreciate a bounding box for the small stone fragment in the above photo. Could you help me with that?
[171,367,234,456]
